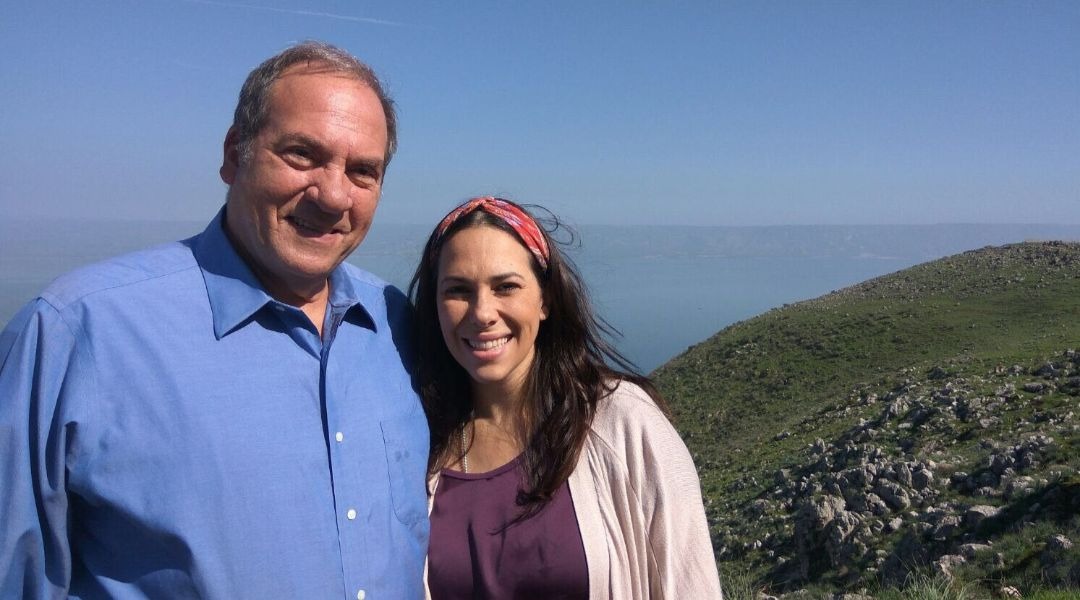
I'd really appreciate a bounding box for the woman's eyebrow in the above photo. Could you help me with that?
[439,272,523,284]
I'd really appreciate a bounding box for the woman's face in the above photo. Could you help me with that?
[436,225,548,401]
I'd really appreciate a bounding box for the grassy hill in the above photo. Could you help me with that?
[654,241,1080,598]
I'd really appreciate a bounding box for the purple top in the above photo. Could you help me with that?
[428,457,588,600]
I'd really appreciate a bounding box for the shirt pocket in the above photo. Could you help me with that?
[380,413,429,528]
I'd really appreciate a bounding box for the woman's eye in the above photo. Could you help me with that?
[495,283,520,294]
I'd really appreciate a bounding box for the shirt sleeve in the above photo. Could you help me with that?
[618,383,724,599]
[0,299,76,598]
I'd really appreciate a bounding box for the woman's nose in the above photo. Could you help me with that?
[468,291,497,327]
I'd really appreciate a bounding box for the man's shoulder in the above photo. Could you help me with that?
[337,261,394,291]
[40,240,199,312]
[336,261,411,312]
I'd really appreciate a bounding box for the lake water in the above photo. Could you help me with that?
[3,219,1078,372]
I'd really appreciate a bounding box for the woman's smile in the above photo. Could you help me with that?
[465,335,511,352]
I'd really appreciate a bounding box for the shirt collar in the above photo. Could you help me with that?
[326,259,378,332]
[193,207,376,339]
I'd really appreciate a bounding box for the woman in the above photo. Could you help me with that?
[410,196,722,599]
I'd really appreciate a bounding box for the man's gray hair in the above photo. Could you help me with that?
[231,40,398,167]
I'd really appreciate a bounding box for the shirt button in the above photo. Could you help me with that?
[347,508,357,520]
[335,431,344,442]
[357,590,366,600]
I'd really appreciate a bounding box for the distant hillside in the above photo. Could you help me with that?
[654,242,1080,597]
[581,224,1080,260]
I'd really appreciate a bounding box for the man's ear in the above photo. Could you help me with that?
[220,126,242,185]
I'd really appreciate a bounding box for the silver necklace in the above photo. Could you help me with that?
[459,423,470,473]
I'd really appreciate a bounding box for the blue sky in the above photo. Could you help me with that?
[2,1,1077,226]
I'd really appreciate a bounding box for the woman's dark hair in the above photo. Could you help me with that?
[408,198,669,519]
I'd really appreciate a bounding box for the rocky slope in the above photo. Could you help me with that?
[654,242,1080,596]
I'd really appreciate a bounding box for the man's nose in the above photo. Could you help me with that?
[307,168,352,213]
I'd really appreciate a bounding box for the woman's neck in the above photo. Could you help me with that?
[470,379,528,426]
[460,384,530,473]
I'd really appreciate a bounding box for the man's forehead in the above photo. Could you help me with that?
[265,70,378,115]
[266,67,379,112]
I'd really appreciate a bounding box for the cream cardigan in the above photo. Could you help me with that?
[426,381,723,599]
[567,381,722,599]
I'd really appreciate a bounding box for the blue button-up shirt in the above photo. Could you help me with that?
[0,210,430,599]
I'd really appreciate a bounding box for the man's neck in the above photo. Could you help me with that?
[300,300,329,337]
[271,281,331,337]
[243,255,332,336]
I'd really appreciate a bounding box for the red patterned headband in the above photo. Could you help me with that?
[432,196,550,271]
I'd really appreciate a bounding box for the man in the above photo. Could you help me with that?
[0,42,429,598]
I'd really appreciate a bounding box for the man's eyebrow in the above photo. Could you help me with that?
[276,133,323,149]
[349,156,385,173]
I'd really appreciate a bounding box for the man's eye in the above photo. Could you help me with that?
[284,147,314,163]
[349,167,381,186]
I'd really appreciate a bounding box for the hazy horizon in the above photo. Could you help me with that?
[5,221,1078,370]
[6,215,1080,228]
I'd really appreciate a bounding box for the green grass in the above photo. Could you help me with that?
[873,571,973,600]
[1026,590,1080,600]
[716,564,762,600]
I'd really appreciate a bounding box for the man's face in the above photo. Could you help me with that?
[220,66,388,303]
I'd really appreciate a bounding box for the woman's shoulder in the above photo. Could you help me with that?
[583,378,701,495]
[598,378,666,414]
[590,378,675,442]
